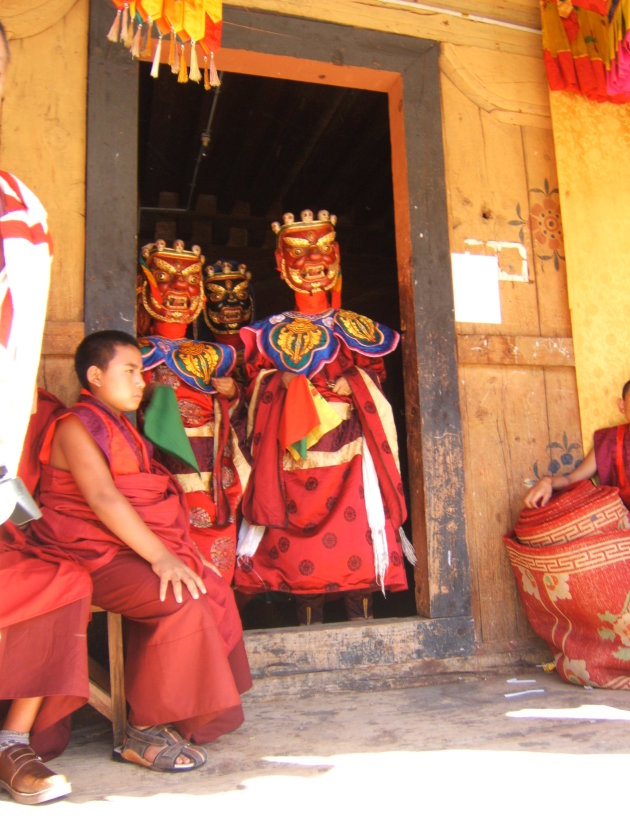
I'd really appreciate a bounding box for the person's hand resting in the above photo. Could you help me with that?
[523,476,554,509]
[150,552,208,603]
[330,376,351,396]
[211,376,237,399]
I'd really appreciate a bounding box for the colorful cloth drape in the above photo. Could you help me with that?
[107,1,222,88]
[541,0,630,102]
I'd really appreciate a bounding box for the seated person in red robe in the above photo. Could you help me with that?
[0,22,92,804]
[27,330,252,772]
[234,209,415,624]
[525,379,630,509]
[1,390,92,805]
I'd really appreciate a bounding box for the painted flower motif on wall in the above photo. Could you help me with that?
[526,431,583,487]
[509,179,566,270]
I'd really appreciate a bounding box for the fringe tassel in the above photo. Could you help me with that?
[399,527,417,566]
[237,519,266,560]
[203,55,210,90]
[121,4,129,44]
[168,29,177,73]
[106,9,122,43]
[361,436,389,596]
[177,45,188,83]
[123,15,135,49]
[130,22,142,58]
[209,51,221,87]
[142,16,153,59]
[150,35,162,78]
[189,42,202,83]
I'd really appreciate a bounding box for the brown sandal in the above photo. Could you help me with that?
[113,724,207,772]
[0,744,71,805]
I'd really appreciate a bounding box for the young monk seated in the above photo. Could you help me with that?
[27,330,252,772]
[525,379,630,509]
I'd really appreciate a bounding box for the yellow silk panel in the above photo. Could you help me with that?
[550,91,630,446]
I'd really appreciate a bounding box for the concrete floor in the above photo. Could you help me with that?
[2,665,630,838]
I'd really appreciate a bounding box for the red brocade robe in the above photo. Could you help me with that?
[0,390,92,759]
[140,355,249,585]
[234,308,409,598]
[29,392,251,744]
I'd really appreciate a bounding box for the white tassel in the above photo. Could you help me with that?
[121,3,130,43]
[189,41,202,83]
[361,437,389,595]
[130,22,142,58]
[237,518,266,560]
[150,35,162,78]
[106,9,122,43]
[399,527,417,566]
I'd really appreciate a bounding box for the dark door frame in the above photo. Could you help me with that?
[86,5,472,654]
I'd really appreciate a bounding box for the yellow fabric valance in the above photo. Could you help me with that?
[107,1,222,88]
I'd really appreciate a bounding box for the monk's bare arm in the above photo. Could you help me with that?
[523,448,597,508]
[50,416,206,602]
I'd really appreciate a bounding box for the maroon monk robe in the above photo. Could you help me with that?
[29,393,251,744]
[1,389,92,759]
[594,423,630,508]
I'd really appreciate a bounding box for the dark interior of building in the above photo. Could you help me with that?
[136,62,416,627]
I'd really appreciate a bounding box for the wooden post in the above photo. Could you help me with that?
[85,2,138,333]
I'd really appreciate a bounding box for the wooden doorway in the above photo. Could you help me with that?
[137,56,415,626]
[86,6,474,676]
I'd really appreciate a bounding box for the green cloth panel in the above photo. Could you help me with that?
[142,385,200,473]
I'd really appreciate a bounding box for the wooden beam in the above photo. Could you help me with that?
[224,0,543,57]
[244,615,476,679]
[457,334,575,367]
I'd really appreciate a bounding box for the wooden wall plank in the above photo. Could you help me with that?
[457,335,574,367]
[2,0,88,325]
[440,43,550,129]
[1,0,78,39]
[42,321,84,357]
[541,366,584,479]
[38,356,80,407]
[459,365,549,644]
[441,72,540,337]
[521,124,572,337]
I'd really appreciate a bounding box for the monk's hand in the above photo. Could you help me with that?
[524,476,553,509]
[211,376,237,399]
[331,376,351,396]
[151,553,208,603]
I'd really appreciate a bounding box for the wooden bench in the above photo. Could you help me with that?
[87,607,127,747]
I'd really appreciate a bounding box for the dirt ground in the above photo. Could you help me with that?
[2,665,630,838]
